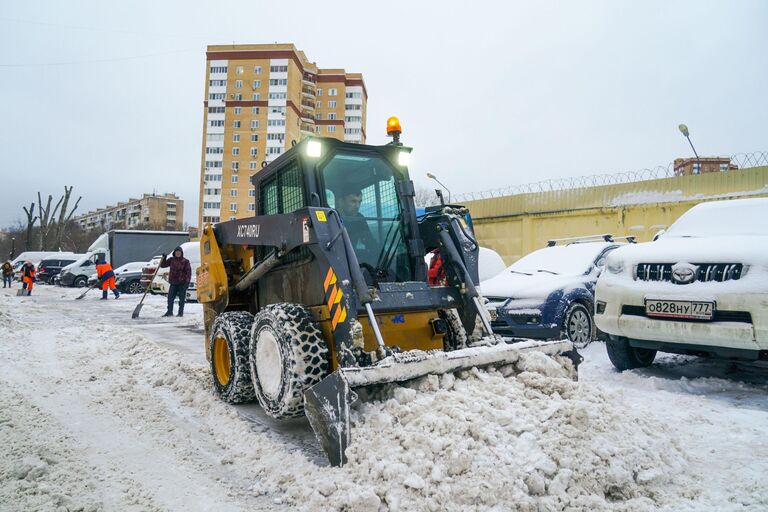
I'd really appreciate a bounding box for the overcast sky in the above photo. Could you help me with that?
[1,0,766,228]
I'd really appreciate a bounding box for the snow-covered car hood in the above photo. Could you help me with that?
[607,236,768,266]
[480,271,590,301]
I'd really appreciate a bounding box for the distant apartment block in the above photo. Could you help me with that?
[674,157,739,176]
[75,193,184,231]
[199,43,368,226]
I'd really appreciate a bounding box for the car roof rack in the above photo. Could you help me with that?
[546,234,636,247]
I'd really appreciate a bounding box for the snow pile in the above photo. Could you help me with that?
[111,338,688,511]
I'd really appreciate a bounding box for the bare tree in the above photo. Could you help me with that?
[22,203,37,251]
[414,186,441,208]
[37,192,64,251]
[53,186,82,250]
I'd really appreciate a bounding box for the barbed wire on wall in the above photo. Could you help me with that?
[455,151,768,202]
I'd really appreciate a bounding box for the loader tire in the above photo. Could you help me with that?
[439,309,468,351]
[606,335,656,371]
[209,311,256,404]
[250,303,329,419]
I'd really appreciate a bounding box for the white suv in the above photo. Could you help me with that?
[595,198,768,371]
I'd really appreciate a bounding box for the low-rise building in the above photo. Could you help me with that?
[74,193,184,231]
[673,157,738,176]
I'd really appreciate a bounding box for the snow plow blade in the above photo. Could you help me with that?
[304,339,580,467]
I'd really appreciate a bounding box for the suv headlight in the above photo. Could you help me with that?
[606,259,625,274]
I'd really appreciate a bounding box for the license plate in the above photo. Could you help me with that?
[645,299,714,320]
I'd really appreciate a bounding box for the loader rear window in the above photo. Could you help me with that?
[258,160,305,215]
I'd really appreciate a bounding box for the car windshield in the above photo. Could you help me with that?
[664,199,768,238]
[321,152,411,281]
[508,243,609,275]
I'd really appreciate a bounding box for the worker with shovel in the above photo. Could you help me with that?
[20,261,35,296]
[159,246,191,317]
[95,255,120,300]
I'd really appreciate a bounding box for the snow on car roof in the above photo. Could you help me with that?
[665,198,768,238]
[509,242,615,275]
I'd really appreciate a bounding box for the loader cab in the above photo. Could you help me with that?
[251,137,423,284]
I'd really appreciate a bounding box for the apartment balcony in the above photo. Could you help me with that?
[301,87,315,98]
[301,100,315,111]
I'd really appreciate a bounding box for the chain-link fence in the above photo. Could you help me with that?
[455,151,768,202]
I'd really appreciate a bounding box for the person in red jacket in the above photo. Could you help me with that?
[159,246,191,317]
[21,261,36,295]
[95,255,120,300]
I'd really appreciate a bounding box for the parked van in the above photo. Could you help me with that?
[37,254,86,284]
[57,254,99,287]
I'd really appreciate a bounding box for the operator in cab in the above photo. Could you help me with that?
[336,187,377,257]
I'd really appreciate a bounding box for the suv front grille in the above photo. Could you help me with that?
[621,305,752,323]
[635,263,743,283]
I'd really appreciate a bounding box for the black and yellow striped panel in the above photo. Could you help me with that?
[323,267,347,331]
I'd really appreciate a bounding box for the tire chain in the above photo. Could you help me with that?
[251,303,329,419]
[210,311,256,404]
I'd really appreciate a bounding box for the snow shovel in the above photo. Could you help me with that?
[16,288,30,296]
[131,265,161,319]
[75,280,101,300]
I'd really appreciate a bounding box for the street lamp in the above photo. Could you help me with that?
[426,172,451,203]
[678,123,701,174]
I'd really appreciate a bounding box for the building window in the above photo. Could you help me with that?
[234,106,241,115]
[267,147,282,155]
[328,113,337,120]
[270,106,285,114]
[232,148,239,156]
[315,113,322,120]
[208,106,225,114]
[345,91,362,99]
[254,65,262,74]
[210,66,227,73]
[252,80,261,88]
[267,133,284,141]
[693,163,701,175]
[252,93,261,101]
[235,80,243,89]
[230,203,238,212]
[328,88,337,96]
[209,120,224,127]
[205,161,223,168]
[207,133,224,141]
[233,134,240,142]
[250,147,258,157]
[231,175,238,183]
[232,161,239,171]
[316,88,323,97]
[251,120,259,129]
[327,126,336,133]
[270,65,288,72]
[206,147,223,154]
[250,134,258,142]
[209,80,227,87]
[248,203,256,211]
[233,120,241,128]
[345,104,361,110]
[316,101,322,108]
[230,189,238,197]
[249,162,258,170]
[235,66,243,75]
[269,79,288,86]
[208,93,225,101]
[268,92,287,100]
[719,163,728,172]
[252,107,260,115]
[329,100,337,108]
[232,93,243,100]
[249,189,256,197]
[267,119,285,127]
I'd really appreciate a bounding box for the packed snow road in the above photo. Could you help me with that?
[1,285,766,511]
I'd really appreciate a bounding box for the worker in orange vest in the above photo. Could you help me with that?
[21,261,36,295]
[95,255,120,300]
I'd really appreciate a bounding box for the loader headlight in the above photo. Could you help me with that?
[398,151,411,166]
[606,259,625,274]
[306,140,322,158]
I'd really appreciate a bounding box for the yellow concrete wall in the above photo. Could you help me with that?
[465,166,768,265]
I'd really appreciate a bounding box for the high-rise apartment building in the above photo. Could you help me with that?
[199,43,368,225]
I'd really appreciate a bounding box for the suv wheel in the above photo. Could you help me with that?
[563,302,594,348]
[73,276,88,288]
[606,335,657,371]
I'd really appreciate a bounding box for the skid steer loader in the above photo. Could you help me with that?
[197,118,581,466]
